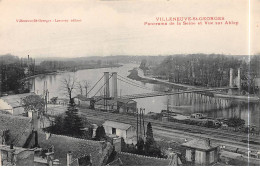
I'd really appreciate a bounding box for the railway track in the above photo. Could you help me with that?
[78,108,260,151]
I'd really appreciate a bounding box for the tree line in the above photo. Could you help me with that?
[151,54,260,94]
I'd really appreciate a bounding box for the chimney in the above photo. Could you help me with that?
[111,72,118,98]
[67,151,72,166]
[206,138,211,146]
[46,152,55,166]
[31,111,39,131]
[104,72,110,98]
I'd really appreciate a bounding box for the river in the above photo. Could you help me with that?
[30,63,260,128]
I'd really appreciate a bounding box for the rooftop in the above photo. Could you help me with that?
[103,120,132,130]
[181,138,218,151]
[0,145,32,155]
[0,113,32,146]
[110,152,171,166]
[27,132,113,166]
[0,93,36,108]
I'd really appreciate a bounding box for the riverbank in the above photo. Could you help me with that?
[22,64,123,81]
[128,68,260,102]
[127,68,189,90]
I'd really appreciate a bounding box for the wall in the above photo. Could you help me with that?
[195,150,206,165]
[104,125,126,140]
[15,150,34,166]
[0,99,13,114]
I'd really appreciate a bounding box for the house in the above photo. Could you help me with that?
[94,98,137,113]
[181,138,219,165]
[103,121,136,144]
[26,132,114,166]
[74,94,91,107]
[0,144,35,166]
[0,93,36,115]
[0,113,114,166]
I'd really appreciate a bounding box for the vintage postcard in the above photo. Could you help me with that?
[0,0,260,166]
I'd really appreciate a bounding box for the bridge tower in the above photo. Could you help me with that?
[237,68,241,93]
[228,68,233,94]
[104,72,110,98]
[0,70,2,97]
[111,72,118,98]
[104,72,110,111]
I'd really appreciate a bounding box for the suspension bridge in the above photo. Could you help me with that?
[86,71,237,101]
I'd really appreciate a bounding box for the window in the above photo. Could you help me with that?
[112,128,116,135]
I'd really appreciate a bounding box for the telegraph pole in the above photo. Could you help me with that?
[136,108,139,141]
[142,108,146,138]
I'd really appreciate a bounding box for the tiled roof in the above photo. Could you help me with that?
[35,132,113,166]
[0,93,36,108]
[181,139,217,151]
[113,152,171,166]
[0,113,32,146]
[103,120,132,130]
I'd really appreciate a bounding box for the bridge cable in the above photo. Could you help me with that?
[117,77,155,91]
[117,74,155,91]
[87,74,104,96]
[92,74,113,97]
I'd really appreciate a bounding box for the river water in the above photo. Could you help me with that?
[30,64,260,128]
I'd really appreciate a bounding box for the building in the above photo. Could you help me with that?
[95,98,137,113]
[181,138,219,165]
[0,113,114,166]
[0,93,36,115]
[0,144,35,166]
[103,121,136,144]
[74,94,91,107]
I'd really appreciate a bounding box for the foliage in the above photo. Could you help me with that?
[136,138,145,154]
[226,116,245,128]
[22,95,45,115]
[50,97,58,104]
[152,54,259,94]
[63,99,84,137]
[94,126,106,141]
[122,122,164,158]
[60,75,77,101]
[44,99,85,138]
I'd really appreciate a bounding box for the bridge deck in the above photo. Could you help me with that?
[119,87,237,99]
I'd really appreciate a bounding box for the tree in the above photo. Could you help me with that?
[22,95,45,116]
[77,80,90,97]
[94,126,106,141]
[60,75,77,102]
[63,99,84,137]
[44,114,64,134]
[146,122,155,148]
[227,116,245,129]
[136,138,145,154]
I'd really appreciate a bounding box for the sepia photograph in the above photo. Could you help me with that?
[0,0,260,166]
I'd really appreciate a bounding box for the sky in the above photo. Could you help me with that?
[0,0,259,58]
